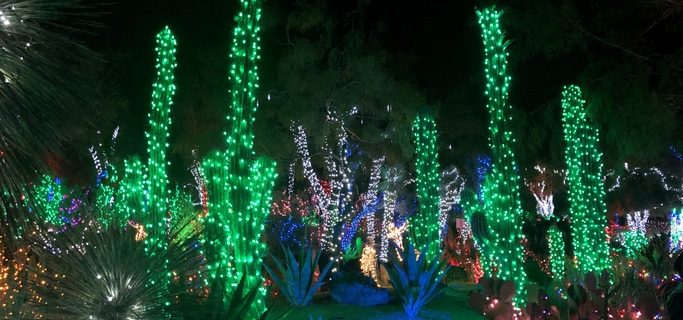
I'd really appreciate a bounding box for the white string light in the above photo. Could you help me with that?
[524,165,557,219]
[670,208,683,253]
[364,157,384,247]
[439,166,465,240]
[380,167,400,263]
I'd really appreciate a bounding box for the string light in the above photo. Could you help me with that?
[622,210,649,258]
[190,150,208,215]
[364,157,384,246]
[360,246,378,283]
[292,123,340,267]
[340,195,381,252]
[29,175,66,225]
[561,85,611,274]
[670,208,683,253]
[476,7,528,305]
[114,157,148,224]
[380,167,400,263]
[145,26,176,254]
[475,155,492,198]
[439,167,465,240]
[606,163,683,203]
[524,165,556,219]
[547,225,565,282]
[386,222,408,261]
[411,114,443,258]
[291,113,380,268]
[200,1,276,317]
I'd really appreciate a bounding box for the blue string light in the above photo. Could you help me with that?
[340,193,382,251]
[475,154,492,198]
[670,145,683,162]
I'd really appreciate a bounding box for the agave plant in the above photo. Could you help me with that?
[264,245,333,307]
[192,271,287,320]
[384,241,450,318]
[23,214,202,320]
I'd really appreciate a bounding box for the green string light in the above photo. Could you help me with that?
[201,1,276,318]
[30,175,65,225]
[410,114,442,258]
[548,225,565,282]
[145,26,177,244]
[476,7,528,306]
[113,157,148,224]
[560,85,611,274]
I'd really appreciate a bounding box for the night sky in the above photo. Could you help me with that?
[75,0,682,184]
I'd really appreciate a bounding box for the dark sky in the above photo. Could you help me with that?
[76,0,681,183]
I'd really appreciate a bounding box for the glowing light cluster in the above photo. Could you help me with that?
[476,7,528,305]
[670,208,683,252]
[439,167,465,240]
[380,167,400,262]
[547,225,565,282]
[29,175,65,225]
[524,165,557,219]
[145,26,177,248]
[292,124,333,248]
[607,163,682,202]
[190,150,208,215]
[364,157,384,245]
[291,113,380,267]
[622,210,649,258]
[360,245,378,283]
[387,222,408,261]
[411,114,443,258]
[560,85,611,273]
[340,195,381,252]
[200,1,276,317]
[113,157,148,224]
[0,246,45,317]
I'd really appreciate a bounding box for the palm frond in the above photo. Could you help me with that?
[23,212,202,319]
[0,0,100,194]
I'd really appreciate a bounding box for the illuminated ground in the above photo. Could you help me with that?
[270,285,485,320]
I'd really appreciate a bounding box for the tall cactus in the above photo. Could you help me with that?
[145,26,177,244]
[475,7,528,305]
[561,85,610,274]
[548,225,566,282]
[202,0,276,318]
[411,114,443,258]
